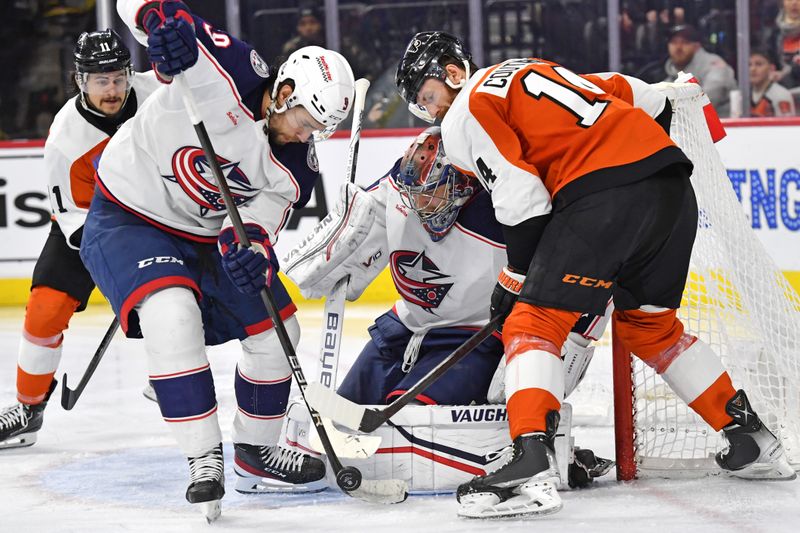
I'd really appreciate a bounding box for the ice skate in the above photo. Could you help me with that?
[0,380,56,450]
[233,442,326,493]
[456,432,562,519]
[716,390,796,480]
[186,444,225,523]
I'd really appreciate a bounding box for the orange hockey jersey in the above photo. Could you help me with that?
[440,58,691,226]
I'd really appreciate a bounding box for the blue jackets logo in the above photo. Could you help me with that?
[163,147,258,217]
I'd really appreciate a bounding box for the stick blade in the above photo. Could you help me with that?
[350,479,408,504]
[308,417,382,459]
[60,373,75,410]
[305,381,366,431]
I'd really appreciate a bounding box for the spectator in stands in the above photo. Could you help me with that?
[280,3,378,82]
[773,0,800,89]
[750,49,796,117]
[663,24,738,117]
[281,4,325,56]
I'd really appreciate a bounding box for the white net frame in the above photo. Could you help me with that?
[616,82,800,478]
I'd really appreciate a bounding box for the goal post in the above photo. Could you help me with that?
[611,82,800,480]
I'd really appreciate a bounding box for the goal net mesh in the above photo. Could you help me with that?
[617,83,800,476]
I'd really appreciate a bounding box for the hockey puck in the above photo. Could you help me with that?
[336,466,362,491]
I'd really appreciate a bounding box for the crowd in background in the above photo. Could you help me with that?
[1,0,799,140]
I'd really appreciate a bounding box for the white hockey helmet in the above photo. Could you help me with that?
[271,46,355,141]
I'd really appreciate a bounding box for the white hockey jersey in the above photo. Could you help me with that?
[99,0,320,244]
[366,165,506,333]
[45,72,160,249]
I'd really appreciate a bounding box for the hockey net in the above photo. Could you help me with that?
[611,82,800,480]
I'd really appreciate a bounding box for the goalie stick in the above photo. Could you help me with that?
[306,75,381,459]
[175,74,405,504]
[306,316,501,433]
[61,317,119,410]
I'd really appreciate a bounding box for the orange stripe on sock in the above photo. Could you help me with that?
[507,387,561,440]
[503,302,579,353]
[24,287,79,346]
[16,366,55,405]
[688,372,736,431]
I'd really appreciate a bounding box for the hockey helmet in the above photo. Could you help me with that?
[74,30,133,114]
[271,46,355,141]
[394,126,474,241]
[395,31,472,122]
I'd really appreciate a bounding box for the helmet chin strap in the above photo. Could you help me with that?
[444,61,471,90]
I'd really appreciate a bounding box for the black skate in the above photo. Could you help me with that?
[0,380,56,450]
[715,390,796,480]
[568,447,615,489]
[457,412,563,519]
[233,442,326,494]
[186,444,225,523]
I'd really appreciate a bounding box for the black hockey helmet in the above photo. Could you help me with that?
[395,31,472,105]
[74,29,131,74]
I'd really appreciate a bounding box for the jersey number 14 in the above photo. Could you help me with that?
[522,66,610,128]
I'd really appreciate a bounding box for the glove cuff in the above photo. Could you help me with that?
[498,266,525,295]
[218,224,270,255]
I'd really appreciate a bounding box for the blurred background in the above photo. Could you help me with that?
[1,0,796,140]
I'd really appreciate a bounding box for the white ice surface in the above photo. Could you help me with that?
[0,305,798,533]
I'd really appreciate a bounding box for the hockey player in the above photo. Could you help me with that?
[284,127,611,492]
[78,0,355,519]
[0,30,159,450]
[395,31,796,518]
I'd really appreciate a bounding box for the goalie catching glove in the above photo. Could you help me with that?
[283,183,388,301]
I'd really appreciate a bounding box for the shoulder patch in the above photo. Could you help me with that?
[250,50,270,78]
[307,142,320,172]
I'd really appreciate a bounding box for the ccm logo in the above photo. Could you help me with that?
[138,256,185,268]
[562,274,612,289]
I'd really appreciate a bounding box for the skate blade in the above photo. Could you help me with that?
[233,466,327,494]
[199,500,221,523]
[727,457,797,481]
[0,432,37,450]
[458,478,562,519]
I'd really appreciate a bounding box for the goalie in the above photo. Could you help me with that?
[283,127,612,492]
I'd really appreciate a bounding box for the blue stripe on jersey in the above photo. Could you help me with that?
[192,14,270,119]
[234,366,291,417]
[456,189,505,244]
[150,367,217,420]
[365,158,401,191]
[271,142,321,209]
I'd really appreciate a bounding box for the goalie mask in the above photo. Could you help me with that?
[74,29,133,117]
[271,46,355,141]
[395,31,472,123]
[394,127,474,242]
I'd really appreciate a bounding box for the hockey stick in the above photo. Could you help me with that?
[305,315,501,433]
[308,278,382,459]
[61,317,119,410]
[175,74,405,504]
[307,76,381,459]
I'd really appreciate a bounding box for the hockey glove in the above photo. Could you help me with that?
[490,266,526,325]
[219,226,275,295]
[568,447,615,489]
[141,2,197,79]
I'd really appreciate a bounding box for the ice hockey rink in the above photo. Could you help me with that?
[1,304,798,533]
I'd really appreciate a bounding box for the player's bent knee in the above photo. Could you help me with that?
[239,315,298,378]
[613,307,684,360]
[24,286,81,345]
[138,287,205,374]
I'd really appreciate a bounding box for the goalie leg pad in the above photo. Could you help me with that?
[233,315,300,446]
[139,287,221,457]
